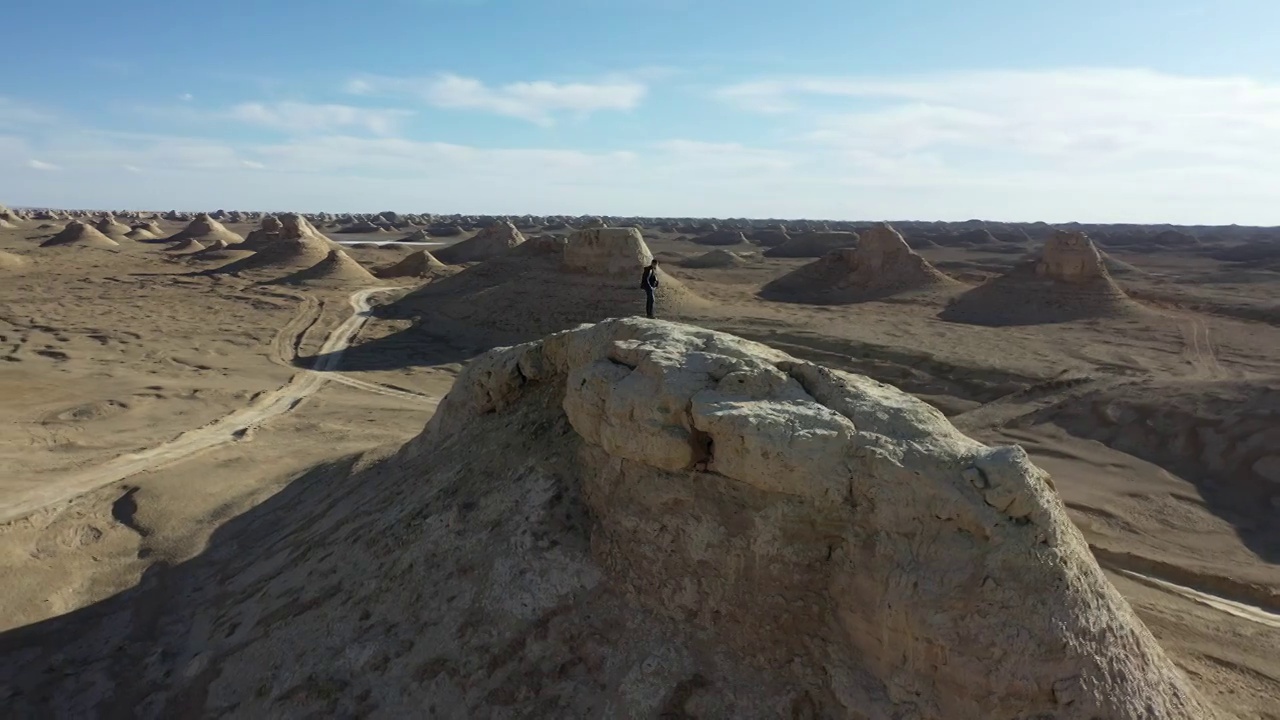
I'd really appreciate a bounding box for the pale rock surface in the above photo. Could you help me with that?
[562,226,653,276]
[375,249,447,278]
[411,318,1213,718]
[1037,230,1106,283]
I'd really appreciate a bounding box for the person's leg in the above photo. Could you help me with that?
[645,289,655,318]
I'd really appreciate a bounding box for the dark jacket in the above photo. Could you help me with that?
[641,266,660,291]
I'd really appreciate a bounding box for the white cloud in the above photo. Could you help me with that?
[123,164,142,173]
[179,93,194,102]
[719,68,1280,171]
[27,159,59,171]
[348,73,646,124]
[240,160,266,169]
[227,102,412,135]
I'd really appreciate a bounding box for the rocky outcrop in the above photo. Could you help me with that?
[40,221,120,248]
[1037,230,1106,283]
[271,248,378,286]
[562,227,652,276]
[412,319,1215,718]
[941,230,1135,325]
[433,221,525,264]
[93,215,132,239]
[375,249,448,278]
[763,222,957,302]
[208,214,339,276]
[165,214,244,246]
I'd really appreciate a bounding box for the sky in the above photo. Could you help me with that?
[3,0,1280,223]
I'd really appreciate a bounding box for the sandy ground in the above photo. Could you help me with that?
[0,217,1278,717]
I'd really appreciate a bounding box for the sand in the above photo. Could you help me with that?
[1,212,1278,717]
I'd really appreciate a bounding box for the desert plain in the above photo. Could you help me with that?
[0,205,1278,718]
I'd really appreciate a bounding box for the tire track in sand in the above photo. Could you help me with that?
[1,287,416,525]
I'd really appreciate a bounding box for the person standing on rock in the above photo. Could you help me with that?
[641,259,660,318]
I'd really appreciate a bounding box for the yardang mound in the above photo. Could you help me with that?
[0,319,1214,718]
[271,248,378,286]
[93,215,132,239]
[375,249,447,278]
[763,222,958,303]
[941,229,1136,325]
[164,237,205,254]
[209,214,339,276]
[432,220,524,264]
[40,221,120,248]
[391,226,704,344]
[165,213,244,246]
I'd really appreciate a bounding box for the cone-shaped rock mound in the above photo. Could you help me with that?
[682,248,748,268]
[1,319,1212,717]
[941,230,1136,326]
[271,248,378,286]
[433,220,525,264]
[124,227,158,241]
[763,230,860,258]
[375,249,447,278]
[165,213,243,246]
[93,215,132,239]
[208,214,338,275]
[390,227,705,344]
[164,237,206,254]
[763,222,958,303]
[40,221,119,248]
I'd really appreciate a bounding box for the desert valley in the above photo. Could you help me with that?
[0,204,1278,718]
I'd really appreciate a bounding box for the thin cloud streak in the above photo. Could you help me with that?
[347,73,647,124]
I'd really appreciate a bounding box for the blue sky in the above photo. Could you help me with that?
[3,0,1280,222]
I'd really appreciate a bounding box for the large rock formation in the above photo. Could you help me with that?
[271,248,378,286]
[561,227,652,276]
[374,249,448,279]
[93,215,132,239]
[1037,229,1105,282]
[0,319,1215,718]
[165,214,244,246]
[208,214,340,276]
[0,204,20,228]
[941,230,1136,326]
[763,222,957,303]
[433,221,525,264]
[39,221,120,248]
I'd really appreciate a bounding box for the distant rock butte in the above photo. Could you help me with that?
[763,222,955,302]
[1037,230,1106,283]
[562,227,653,276]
